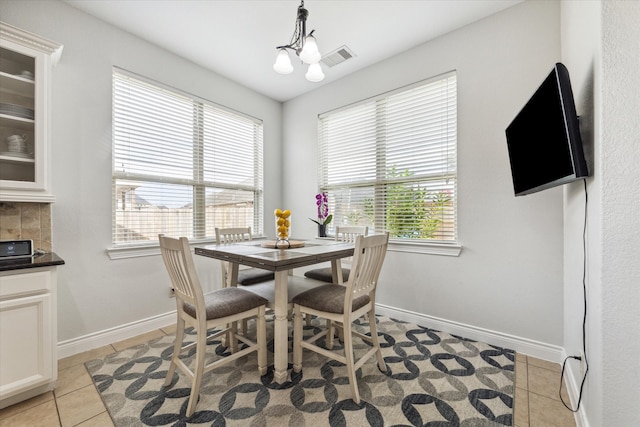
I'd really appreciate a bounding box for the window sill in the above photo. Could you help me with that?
[106,238,218,260]
[315,237,462,257]
[388,240,462,257]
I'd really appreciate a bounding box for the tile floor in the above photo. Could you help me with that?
[0,326,577,427]
[514,352,578,427]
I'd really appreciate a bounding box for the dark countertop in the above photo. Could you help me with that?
[0,252,65,272]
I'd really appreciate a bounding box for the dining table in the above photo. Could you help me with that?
[194,239,355,383]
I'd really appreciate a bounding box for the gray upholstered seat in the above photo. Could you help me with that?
[303,267,349,283]
[216,227,275,286]
[159,234,268,417]
[293,233,389,404]
[292,284,369,314]
[183,287,269,320]
[238,268,275,285]
[303,226,368,283]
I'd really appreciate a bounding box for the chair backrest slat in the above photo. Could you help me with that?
[335,226,368,264]
[216,227,252,244]
[159,234,204,312]
[215,227,253,287]
[343,233,389,312]
[335,226,368,243]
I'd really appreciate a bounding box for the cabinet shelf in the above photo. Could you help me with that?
[0,71,35,97]
[0,114,35,129]
[0,153,35,164]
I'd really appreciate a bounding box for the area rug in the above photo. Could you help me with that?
[86,316,515,426]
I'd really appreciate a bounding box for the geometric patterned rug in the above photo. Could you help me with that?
[85,316,514,426]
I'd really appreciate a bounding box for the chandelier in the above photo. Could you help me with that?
[272,0,324,82]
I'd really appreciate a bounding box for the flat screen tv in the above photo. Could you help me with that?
[505,63,588,196]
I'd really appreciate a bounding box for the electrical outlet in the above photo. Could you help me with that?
[580,351,587,375]
[169,287,175,298]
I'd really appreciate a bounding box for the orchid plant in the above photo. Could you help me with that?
[309,192,332,226]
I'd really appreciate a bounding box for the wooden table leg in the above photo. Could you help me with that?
[228,262,239,288]
[273,270,289,383]
[331,258,343,284]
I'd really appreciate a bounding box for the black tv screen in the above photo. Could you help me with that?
[505,63,588,196]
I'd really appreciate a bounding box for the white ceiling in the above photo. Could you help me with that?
[64,0,522,102]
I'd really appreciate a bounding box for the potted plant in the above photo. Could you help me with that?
[309,192,332,237]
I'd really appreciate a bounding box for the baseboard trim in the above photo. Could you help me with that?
[375,303,564,363]
[57,311,176,359]
[560,349,590,427]
[57,303,565,365]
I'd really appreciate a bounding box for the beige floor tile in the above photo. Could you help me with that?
[514,387,529,427]
[0,399,60,427]
[526,356,561,373]
[111,329,166,352]
[75,411,115,427]
[55,363,94,397]
[528,364,570,402]
[56,384,106,427]
[515,352,527,363]
[58,345,116,371]
[528,392,577,427]
[160,324,177,335]
[0,391,55,421]
[515,358,528,389]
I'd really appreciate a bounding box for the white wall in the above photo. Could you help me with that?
[0,0,282,342]
[283,1,565,350]
[599,3,640,424]
[562,1,640,426]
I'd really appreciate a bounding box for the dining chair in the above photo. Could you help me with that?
[304,225,369,284]
[215,227,326,332]
[216,227,276,334]
[215,227,275,287]
[303,225,369,335]
[158,234,268,417]
[292,232,389,404]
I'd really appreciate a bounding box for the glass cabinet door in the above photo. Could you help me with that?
[0,46,36,184]
[0,23,62,202]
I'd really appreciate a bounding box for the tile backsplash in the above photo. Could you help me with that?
[0,202,52,252]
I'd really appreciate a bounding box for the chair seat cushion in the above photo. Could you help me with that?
[303,267,350,283]
[238,268,275,285]
[184,287,268,320]
[292,284,370,314]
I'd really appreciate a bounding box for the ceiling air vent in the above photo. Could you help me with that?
[321,46,355,68]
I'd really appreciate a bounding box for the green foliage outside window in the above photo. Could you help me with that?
[364,167,452,239]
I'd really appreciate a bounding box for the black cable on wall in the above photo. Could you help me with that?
[560,178,589,412]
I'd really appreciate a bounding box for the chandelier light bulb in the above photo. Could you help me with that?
[305,62,325,82]
[273,1,324,82]
[273,49,294,74]
[299,35,321,64]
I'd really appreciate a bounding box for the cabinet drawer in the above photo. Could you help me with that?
[0,269,52,299]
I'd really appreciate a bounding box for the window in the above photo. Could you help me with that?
[112,69,263,246]
[318,72,457,243]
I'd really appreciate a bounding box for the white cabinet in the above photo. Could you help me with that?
[0,22,63,202]
[0,267,58,409]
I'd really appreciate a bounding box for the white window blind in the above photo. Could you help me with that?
[318,72,457,242]
[112,69,263,245]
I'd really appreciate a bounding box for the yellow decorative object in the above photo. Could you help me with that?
[274,208,291,245]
